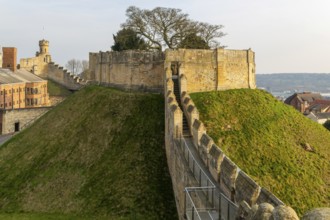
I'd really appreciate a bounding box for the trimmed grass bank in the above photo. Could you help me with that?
[0,86,177,219]
[191,89,330,216]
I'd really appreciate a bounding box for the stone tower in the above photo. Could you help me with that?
[20,39,51,76]
[38,39,49,55]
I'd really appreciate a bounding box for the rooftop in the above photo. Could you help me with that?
[0,68,46,84]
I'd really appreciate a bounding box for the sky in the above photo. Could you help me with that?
[1,0,330,73]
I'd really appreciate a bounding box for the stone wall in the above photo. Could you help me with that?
[178,74,285,210]
[19,39,51,77]
[88,50,165,92]
[20,55,50,77]
[47,63,85,91]
[165,48,256,93]
[86,48,256,93]
[0,107,51,134]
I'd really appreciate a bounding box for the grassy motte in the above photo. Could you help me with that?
[191,89,330,216]
[0,86,177,219]
[47,80,73,97]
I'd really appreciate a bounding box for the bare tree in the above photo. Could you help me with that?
[122,6,225,50]
[65,59,82,75]
[81,60,89,72]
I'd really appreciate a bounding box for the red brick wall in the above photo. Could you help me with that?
[2,47,17,72]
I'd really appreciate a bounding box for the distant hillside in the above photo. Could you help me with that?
[191,89,330,216]
[257,73,330,93]
[0,86,177,219]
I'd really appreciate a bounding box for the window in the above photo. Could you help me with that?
[35,99,38,105]
[9,90,11,94]
[0,91,2,95]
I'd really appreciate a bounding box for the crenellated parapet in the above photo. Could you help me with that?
[175,74,298,219]
[47,62,87,91]
[85,48,256,93]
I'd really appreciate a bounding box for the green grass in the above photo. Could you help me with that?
[0,86,177,219]
[47,80,73,97]
[190,89,330,216]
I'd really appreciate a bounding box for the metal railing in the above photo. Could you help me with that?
[177,136,238,220]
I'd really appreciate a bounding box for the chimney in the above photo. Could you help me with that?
[2,47,17,72]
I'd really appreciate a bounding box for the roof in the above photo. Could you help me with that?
[305,99,330,113]
[315,112,330,120]
[0,68,45,84]
[285,92,323,104]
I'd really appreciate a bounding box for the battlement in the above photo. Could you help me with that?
[86,48,256,93]
[39,39,49,47]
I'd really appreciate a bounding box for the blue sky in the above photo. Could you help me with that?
[1,0,330,73]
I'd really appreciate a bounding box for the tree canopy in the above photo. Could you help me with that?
[121,6,225,51]
[111,28,148,51]
[178,33,210,49]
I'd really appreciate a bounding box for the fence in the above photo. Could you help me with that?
[177,136,238,220]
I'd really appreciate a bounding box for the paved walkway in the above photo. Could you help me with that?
[0,133,14,146]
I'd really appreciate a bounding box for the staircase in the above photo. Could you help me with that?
[172,77,191,137]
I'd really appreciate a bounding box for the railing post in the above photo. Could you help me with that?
[192,206,195,220]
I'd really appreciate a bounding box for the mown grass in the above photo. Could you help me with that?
[0,86,177,219]
[47,80,73,97]
[191,89,330,216]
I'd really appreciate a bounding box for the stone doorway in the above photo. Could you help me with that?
[171,62,180,79]
[14,122,20,132]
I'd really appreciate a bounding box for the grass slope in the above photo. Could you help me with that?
[47,80,73,97]
[0,86,177,219]
[191,89,330,216]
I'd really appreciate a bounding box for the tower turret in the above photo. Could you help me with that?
[39,39,49,54]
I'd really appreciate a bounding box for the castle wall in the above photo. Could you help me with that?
[20,55,50,77]
[165,48,256,93]
[88,51,165,92]
[175,76,286,216]
[47,63,83,91]
[166,49,218,92]
[0,107,51,134]
[87,48,255,93]
[217,49,256,90]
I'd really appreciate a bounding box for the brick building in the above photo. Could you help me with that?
[2,47,17,72]
[0,68,50,110]
[0,68,50,134]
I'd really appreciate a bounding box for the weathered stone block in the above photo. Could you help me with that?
[257,187,284,207]
[208,144,224,182]
[220,156,238,199]
[235,171,261,206]
[192,119,205,150]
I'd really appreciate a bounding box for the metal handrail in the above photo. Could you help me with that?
[178,135,238,220]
